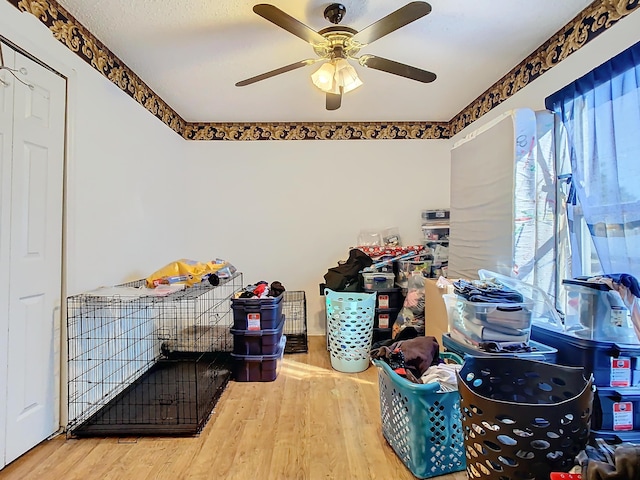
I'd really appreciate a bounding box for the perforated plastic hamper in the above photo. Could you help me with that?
[373,352,466,479]
[325,289,376,373]
[457,356,594,479]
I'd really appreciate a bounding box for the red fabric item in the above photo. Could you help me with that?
[356,245,425,260]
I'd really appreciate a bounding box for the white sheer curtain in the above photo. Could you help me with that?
[546,39,640,278]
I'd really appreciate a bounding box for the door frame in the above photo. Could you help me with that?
[0,6,78,437]
[0,41,16,469]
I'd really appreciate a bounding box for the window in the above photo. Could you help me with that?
[546,39,640,280]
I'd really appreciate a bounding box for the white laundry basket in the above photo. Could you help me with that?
[325,289,377,373]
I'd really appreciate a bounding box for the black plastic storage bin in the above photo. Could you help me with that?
[231,293,283,330]
[230,315,284,356]
[531,324,640,387]
[374,308,399,329]
[590,428,640,444]
[457,356,593,479]
[365,287,404,310]
[231,336,286,382]
[592,386,640,432]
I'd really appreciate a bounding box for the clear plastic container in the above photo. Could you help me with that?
[478,269,564,330]
[396,258,432,289]
[361,272,395,290]
[444,293,533,345]
[357,230,382,246]
[421,226,449,241]
[563,279,638,344]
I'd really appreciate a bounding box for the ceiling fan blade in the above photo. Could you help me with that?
[236,59,321,87]
[351,2,432,46]
[253,4,328,46]
[326,88,343,111]
[359,55,436,83]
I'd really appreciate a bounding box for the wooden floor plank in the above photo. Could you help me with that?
[0,336,467,480]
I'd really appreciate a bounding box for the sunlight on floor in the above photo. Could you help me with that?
[280,357,377,386]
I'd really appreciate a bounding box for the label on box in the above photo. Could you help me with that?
[379,295,390,309]
[613,401,634,431]
[611,357,631,387]
[247,313,261,331]
[610,306,630,327]
[379,313,390,329]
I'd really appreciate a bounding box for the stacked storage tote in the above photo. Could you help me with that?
[230,293,285,382]
[531,278,640,443]
[441,271,558,363]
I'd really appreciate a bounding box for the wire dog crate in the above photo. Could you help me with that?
[282,291,307,354]
[66,272,243,437]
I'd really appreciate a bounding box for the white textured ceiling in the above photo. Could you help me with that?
[54,0,594,123]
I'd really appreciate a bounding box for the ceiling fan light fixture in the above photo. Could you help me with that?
[311,59,362,94]
[311,62,336,91]
[334,58,362,93]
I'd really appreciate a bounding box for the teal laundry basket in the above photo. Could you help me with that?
[325,289,376,373]
[373,352,466,478]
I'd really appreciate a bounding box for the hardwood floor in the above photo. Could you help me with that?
[0,337,468,480]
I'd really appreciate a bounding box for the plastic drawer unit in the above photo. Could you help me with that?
[365,287,404,310]
[372,327,393,344]
[374,308,399,329]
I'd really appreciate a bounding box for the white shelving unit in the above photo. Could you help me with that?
[421,210,450,277]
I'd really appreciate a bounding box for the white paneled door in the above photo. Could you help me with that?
[0,44,66,467]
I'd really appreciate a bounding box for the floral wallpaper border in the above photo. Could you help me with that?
[449,0,640,136]
[6,0,639,140]
[7,0,186,135]
[183,121,450,141]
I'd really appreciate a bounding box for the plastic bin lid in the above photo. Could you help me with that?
[478,269,563,329]
[562,278,611,291]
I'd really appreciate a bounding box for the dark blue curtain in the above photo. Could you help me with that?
[546,40,640,277]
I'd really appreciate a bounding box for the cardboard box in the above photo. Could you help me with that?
[424,278,455,343]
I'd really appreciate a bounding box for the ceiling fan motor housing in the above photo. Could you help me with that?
[324,3,346,24]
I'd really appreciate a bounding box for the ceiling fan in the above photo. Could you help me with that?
[235,2,437,111]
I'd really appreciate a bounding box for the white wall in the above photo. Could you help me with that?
[183,139,451,335]
[0,3,190,297]
[451,8,640,142]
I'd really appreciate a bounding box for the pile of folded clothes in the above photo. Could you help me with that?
[448,278,533,353]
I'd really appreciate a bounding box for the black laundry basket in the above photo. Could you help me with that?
[457,356,594,480]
